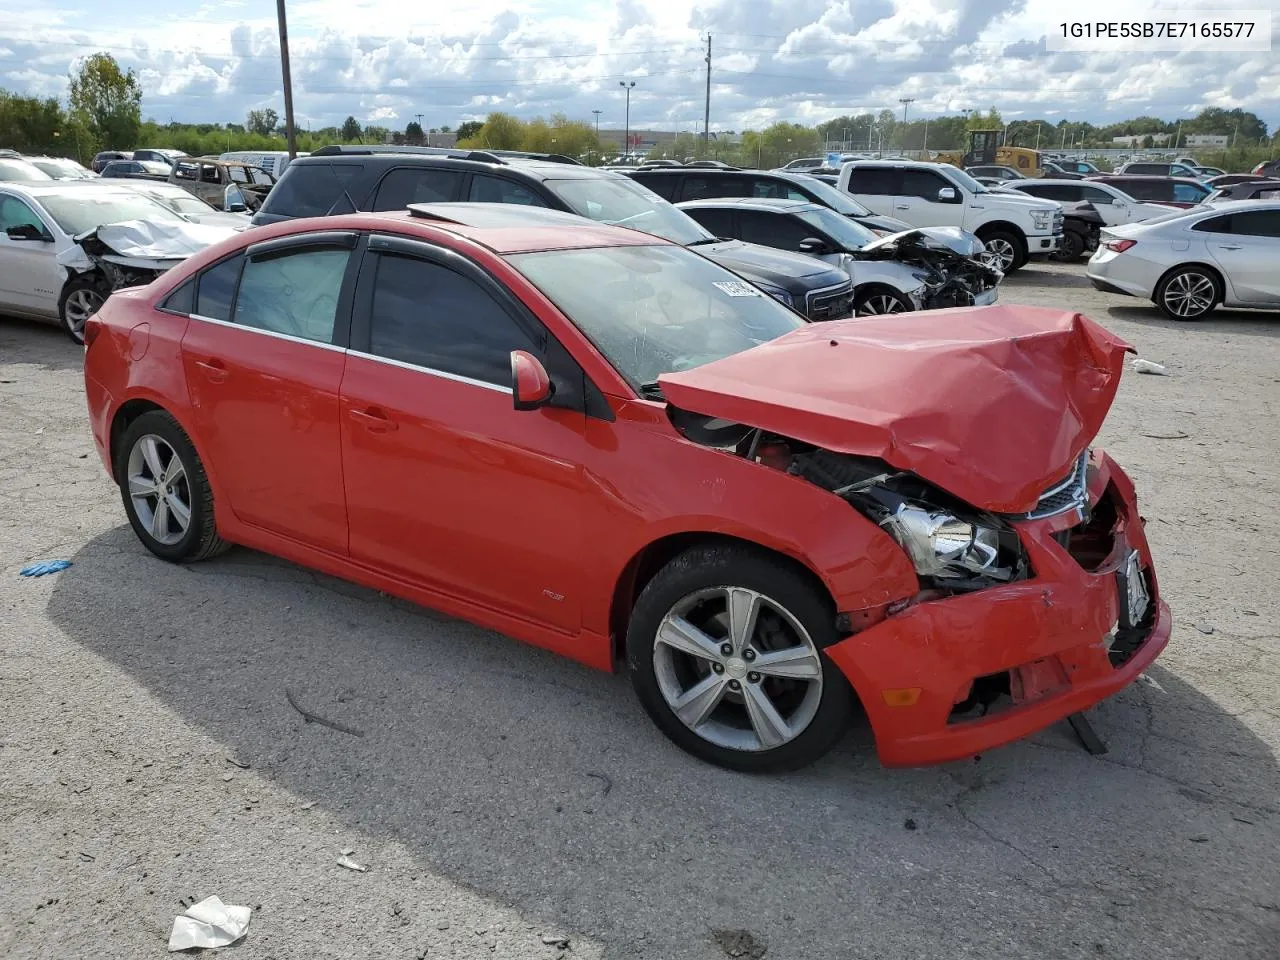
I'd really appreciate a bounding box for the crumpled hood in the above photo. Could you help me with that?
[699,238,838,280]
[861,226,986,258]
[659,306,1134,513]
[82,219,239,259]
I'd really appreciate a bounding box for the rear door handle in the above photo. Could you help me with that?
[1217,244,1242,250]
[894,205,910,210]
[193,358,229,383]
[348,407,398,433]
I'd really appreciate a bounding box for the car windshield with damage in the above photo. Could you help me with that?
[795,206,878,250]
[508,244,804,391]
[37,192,185,236]
[542,177,712,246]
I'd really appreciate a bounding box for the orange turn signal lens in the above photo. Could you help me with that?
[881,687,922,707]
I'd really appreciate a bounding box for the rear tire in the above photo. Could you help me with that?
[115,410,230,563]
[626,544,855,772]
[1155,266,1220,321]
[1053,231,1085,262]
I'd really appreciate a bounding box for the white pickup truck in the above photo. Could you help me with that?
[836,160,1063,273]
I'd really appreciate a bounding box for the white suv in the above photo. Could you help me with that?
[837,160,1063,273]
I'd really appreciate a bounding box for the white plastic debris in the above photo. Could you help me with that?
[167,896,251,951]
[1131,359,1168,376]
[337,853,368,872]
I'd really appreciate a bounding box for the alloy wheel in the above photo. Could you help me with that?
[63,288,104,340]
[652,586,825,752]
[126,434,192,546]
[983,237,1017,272]
[1162,271,1216,319]
[856,294,908,316]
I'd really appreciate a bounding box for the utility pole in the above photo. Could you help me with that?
[703,34,712,152]
[899,97,914,123]
[619,81,635,160]
[276,0,298,159]
[592,109,602,136]
[1035,122,1041,150]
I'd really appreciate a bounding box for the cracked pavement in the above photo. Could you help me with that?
[2,262,1278,959]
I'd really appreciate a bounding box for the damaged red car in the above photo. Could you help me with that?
[83,203,1171,772]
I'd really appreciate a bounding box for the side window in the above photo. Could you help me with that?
[0,196,45,232]
[160,278,195,315]
[367,254,539,386]
[371,168,463,210]
[631,174,678,201]
[1117,180,1159,201]
[681,176,748,201]
[467,175,547,206]
[901,170,950,200]
[845,167,901,196]
[1081,186,1114,205]
[195,255,243,322]
[232,247,351,343]
[229,167,250,184]
[1173,183,1205,203]
[683,207,734,237]
[748,178,788,199]
[1192,215,1232,234]
[1228,211,1280,238]
[261,162,363,218]
[737,211,811,250]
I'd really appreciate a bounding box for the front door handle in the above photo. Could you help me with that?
[1217,244,1242,250]
[348,407,398,433]
[894,204,909,210]
[193,358,229,383]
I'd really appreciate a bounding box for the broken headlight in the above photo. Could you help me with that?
[880,503,1015,583]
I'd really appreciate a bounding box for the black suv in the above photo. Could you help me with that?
[622,167,910,236]
[253,146,855,321]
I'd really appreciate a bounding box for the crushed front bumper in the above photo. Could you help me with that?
[825,449,1170,767]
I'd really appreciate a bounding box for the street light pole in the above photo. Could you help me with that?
[276,0,298,159]
[619,81,636,160]
[592,109,602,136]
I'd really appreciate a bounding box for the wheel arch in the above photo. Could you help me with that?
[974,219,1027,245]
[1154,261,1225,303]
[108,398,221,508]
[608,531,843,670]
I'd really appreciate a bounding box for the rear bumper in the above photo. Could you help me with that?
[825,449,1170,767]
[83,371,115,476]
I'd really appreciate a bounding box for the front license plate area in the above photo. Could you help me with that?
[974,287,998,306]
[1116,549,1150,629]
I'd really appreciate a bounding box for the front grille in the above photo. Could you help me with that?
[805,280,854,321]
[1024,452,1089,520]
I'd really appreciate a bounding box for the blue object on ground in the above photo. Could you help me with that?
[19,559,72,577]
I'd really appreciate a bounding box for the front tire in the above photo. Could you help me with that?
[1053,230,1085,262]
[58,276,108,345]
[978,228,1026,274]
[854,287,913,316]
[626,545,855,772]
[115,410,229,563]
[1155,266,1219,321]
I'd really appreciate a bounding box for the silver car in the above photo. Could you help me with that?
[1087,199,1280,320]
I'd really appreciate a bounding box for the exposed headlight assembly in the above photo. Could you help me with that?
[880,504,1015,582]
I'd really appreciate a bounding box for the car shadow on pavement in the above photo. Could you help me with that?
[0,315,83,372]
[45,528,1280,959]
[1105,304,1280,337]
[1003,266,1093,289]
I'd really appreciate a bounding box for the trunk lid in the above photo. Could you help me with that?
[658,306,1133,514]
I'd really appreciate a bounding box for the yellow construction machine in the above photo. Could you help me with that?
[932,130,1042,176]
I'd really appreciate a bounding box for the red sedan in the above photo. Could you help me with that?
[82,204,1171,771]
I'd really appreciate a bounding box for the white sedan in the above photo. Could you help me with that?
[0,181,237,341]
[1087,200,1280,320]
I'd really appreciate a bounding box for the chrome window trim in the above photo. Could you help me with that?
[347,349,511,395]
[187,312,346,352]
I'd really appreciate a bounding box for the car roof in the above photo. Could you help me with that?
[286,150,616,182]
[677,197,819,213]
[1189,198,1280,214]
[396,203,670,253]
[1011,179,1110,188]
[0,181,151,200]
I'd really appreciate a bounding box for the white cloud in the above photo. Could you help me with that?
[0,0,1274,133]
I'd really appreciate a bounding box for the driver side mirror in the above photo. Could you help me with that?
[936,187,960,203]
[223,185,248,212]
[797,237,830,255]
[511,350,554,411]
[6,223,49,242]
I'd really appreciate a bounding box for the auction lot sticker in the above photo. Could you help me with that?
[1047,9,1271,51]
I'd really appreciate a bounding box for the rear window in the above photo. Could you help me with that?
[628,172,679,201]
[259,161,363,218]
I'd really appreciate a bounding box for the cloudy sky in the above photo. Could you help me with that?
[1,0,1276,133]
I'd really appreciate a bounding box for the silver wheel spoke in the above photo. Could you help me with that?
[139,437,165,481]
[742,682,791,749]
[127,475,156,498]
[750,645,823,681]
[671,673,729,728]
[166,493,191,531]
[162,457,186,486]
[150,495,171,540]
[656,615,723,663]
[725,587,761,652]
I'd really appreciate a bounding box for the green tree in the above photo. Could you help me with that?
[457,112,525,149]
[455,120,483,141]
[0,91,67,154]
[340,115,362,142]
[246,108,278,136]
[67,52,142,150]
[405,120,423,141]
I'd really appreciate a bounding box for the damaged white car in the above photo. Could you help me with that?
[677,197,1003,315]
[0,183,240,343]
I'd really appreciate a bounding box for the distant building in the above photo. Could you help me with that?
[1111,133,1171,147]
[388,132,458,148]
[1186,134,1229,147]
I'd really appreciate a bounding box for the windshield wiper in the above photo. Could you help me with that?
[638,381,666,400]
[686,237,722,246]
